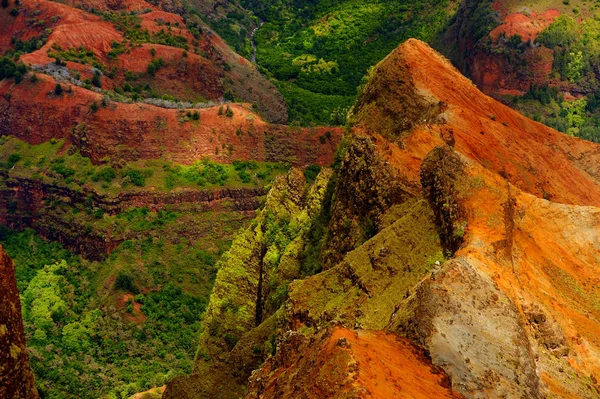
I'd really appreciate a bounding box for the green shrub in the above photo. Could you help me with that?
[50,160,75,178]
[536,16,579,49]
[238,170,251,183]
[92,71,102,88]
[6,152,20,168]
[146,57,165,76]
[303,164,321,184]
[114,272,139,294]
[92,166,117,183]
[123,168,153,187]
[89,101,100,113]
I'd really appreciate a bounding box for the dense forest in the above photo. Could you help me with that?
[224,0,458,125]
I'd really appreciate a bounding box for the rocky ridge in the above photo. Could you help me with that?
[166,39,600,399]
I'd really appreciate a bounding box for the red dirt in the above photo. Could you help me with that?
[118,293,146,323]
[490,9,560,42]
[3,0,287,122]
[248,327,463,399]
[0,74,341,166]
[359,39,600,208]
[469,45,554,96]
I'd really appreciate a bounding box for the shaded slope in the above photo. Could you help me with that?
[164,168,334,399]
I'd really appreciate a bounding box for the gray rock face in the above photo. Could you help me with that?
[405,257,540,399]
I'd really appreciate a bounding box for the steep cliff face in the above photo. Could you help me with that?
[0,246,39,399]
[173,38,600,399]
[163,167,333,399]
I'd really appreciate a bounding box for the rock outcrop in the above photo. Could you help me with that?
[0,246,39,399]
[173,39,600,399]
[164,168,334,399]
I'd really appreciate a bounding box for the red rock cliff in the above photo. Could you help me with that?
[0,246,39,399]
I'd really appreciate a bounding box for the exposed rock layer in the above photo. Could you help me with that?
[0,246,39,399]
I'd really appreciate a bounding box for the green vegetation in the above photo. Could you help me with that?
[232,0,458,126]
[0,136,288,194]
[5,33,50,59]
[146,57,165,76]
[0,56,27,82]
[0,135,288,398]
[0,200,238,397]
[502,11,600,143]
[101,12,189,50]
[194,167,333,389]
[47,44,99,66]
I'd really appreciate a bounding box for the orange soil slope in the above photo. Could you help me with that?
[0,74,341,166]
[351,39,600,398]
[1,0,287,123]
[247,328,463,399]
[356,38,600,207]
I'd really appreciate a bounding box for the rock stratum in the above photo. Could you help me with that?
[0,246,39,399]
[165,38,600,399]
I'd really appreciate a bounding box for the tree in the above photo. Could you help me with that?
[1,0,9,8]
[22,261,68,331]
[567,51,584,82]
[92,72,101,88]
[54,83,63,95]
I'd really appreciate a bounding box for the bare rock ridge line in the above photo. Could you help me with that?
[164,39,600,398]
[0,246,39,399]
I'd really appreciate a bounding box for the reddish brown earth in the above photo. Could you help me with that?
[247,328,463,399]
[447,0,560,97]
[0,74,342,166]
[0,246,39,399]
[118,294,147,324]
[489,9,560,42]
[1,0,288,123]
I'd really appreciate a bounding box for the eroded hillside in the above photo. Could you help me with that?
[439,0,600,143]
[166,39,600,398]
